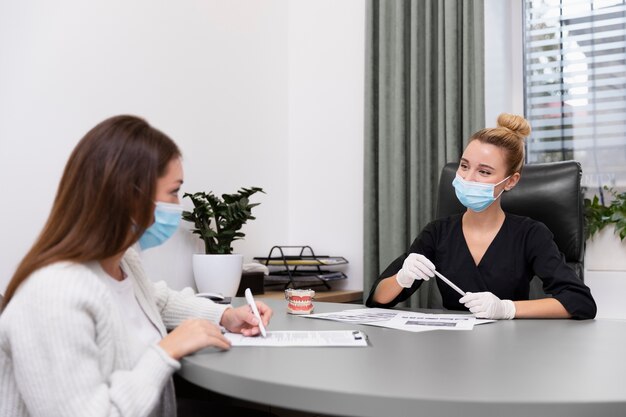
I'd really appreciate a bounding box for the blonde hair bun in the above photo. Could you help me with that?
[497,113,531,138]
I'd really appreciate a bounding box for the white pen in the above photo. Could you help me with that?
[433,270,466,297]
[244,288,267,337]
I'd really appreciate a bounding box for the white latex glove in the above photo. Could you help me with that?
[395,253,436,288]
[459,292,516,320]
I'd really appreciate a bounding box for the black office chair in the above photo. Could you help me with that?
[436,160,585,298]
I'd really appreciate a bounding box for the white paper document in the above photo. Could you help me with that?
[224,330,368,347]
[303,308,483,332]
[302,308,398,324]
[367,311,476,332]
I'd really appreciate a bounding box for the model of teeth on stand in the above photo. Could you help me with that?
[285,289,315,314]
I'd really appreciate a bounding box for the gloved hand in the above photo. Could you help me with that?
[395,253,436,288]
[459,292,516,320]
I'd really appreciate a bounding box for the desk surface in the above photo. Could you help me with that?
[179,299,626,417]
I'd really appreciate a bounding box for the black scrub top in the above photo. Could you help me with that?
[366,213,597,320]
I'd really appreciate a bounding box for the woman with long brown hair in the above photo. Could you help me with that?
[0,115,272,416]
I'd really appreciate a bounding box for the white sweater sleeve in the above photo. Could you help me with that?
[3,266,179,417]
[151,281,231,329]
[122,247,231,329]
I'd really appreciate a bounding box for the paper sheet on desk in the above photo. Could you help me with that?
[224,330,368,347]
[302,308,397,324]
[303,308,493,332]
[366,311,476,332]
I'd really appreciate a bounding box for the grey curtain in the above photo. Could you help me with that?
[364,0,485,308]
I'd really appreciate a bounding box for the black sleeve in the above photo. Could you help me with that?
[527,221,597,320]
[365,221,439,308]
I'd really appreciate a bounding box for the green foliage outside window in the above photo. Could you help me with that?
[584,187,626,241]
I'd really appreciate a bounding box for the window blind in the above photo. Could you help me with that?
[524,0,626,195]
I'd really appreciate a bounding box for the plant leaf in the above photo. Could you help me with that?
[183,186,264,254]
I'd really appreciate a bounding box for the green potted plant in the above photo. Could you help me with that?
[584,186,626,271]
[182,186,264,296]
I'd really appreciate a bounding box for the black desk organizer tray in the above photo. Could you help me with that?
[254,245,348,289]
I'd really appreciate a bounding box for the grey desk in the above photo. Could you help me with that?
[179,299,626,417]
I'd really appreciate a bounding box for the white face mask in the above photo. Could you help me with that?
[452,174,510,212]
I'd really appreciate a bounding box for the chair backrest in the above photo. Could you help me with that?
[436,160,585,281]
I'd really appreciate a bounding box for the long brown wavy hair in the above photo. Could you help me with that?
[3,115,181,307]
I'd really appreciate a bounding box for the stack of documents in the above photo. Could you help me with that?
[302,308,489,333]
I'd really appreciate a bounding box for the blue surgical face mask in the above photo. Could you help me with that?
[452,174,511,213]
[138,202,184,250]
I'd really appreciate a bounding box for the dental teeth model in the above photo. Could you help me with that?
[285,289,315,314]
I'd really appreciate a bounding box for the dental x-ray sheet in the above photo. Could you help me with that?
[302,308,398,324]
[303,308,484,332]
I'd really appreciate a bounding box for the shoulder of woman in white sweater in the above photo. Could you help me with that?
[6,261,110,319]
[123,246,142,267]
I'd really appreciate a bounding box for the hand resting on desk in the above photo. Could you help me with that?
[159,319,231,359]
[158,301,273,360]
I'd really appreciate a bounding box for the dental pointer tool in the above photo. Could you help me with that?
[433,270,466,297]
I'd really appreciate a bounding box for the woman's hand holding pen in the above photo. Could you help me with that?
[220,302,273,337]
[159,319,231,360]
[396,253,436,288]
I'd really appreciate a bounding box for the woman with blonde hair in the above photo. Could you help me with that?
[367,114,596,320]
[0,115,272,416]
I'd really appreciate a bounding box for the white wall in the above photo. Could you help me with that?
[0,0,365,292]
[484,0,524,125]
[287,1,365,290]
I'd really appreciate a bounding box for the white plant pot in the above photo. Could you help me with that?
[585,226,626,271]
[192,254,243,297]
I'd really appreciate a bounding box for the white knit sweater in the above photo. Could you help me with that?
[0,248,230,417]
